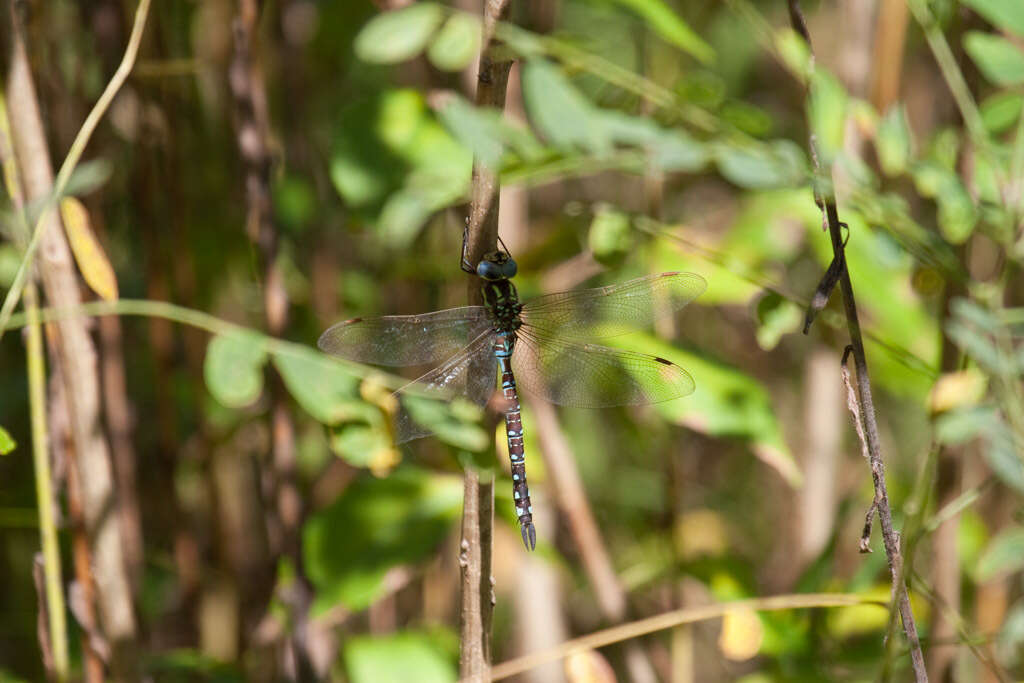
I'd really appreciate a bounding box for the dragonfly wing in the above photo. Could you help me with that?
[521,272,706,340]
[318,306,492,366]
[512,326,694,408]
[394,330,497,443]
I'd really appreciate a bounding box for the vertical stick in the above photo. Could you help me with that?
[788,2,928,680]
[460,1,512,680]
[0,93,69,682]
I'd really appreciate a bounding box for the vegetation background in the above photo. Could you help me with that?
[1,0,1023,681]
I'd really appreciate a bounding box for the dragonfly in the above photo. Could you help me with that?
[318,250,706,550]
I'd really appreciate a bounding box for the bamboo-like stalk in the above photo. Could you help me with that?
[0,0,152,341]
[0,92,69,682]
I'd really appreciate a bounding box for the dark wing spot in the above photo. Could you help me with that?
[654,356,673,365]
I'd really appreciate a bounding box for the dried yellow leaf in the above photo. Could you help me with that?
[718,607,763,661]
[928,368,987,415]
[59,197,118,301]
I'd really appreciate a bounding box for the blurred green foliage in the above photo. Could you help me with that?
[1,0,1024,681]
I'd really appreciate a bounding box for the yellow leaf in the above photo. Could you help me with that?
[928,368,987,414]
[675,508,729,559]
[564,650,616,683]
[718,607,763,661]
[60,197,118,301]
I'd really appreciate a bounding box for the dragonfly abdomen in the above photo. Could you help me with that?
[494,332,536,551]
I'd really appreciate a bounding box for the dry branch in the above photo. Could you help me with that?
[790,1,928,680]
[459,1,514,679]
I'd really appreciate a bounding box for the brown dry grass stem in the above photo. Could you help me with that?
[487,593,876,681]
[788,1,929,681]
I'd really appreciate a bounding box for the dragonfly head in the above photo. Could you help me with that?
[476,251,517,280]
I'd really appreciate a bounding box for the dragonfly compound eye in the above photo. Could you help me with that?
[477,260,502,280]
[501,258,518,278]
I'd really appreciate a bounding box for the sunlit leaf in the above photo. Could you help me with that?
[977,526,1024,581]
[607,333,802,487]
[718,608,764,661]
[962,0,1024,39]
[713,140,805,189]
[928,369,987,414]
[522,60,610,152]
[936,176,978,244]
[272,347,360,424]
[427,13,480,71]
[403,395,488,452]
[963,31,1024,86]
[755,292,802,350]
[980,92,1023,134]
[304,468,462,613]
[435,97,504,169]
[807,70,847,164]
[354,3,444,64]
[609,0,713,63]
[0,426,15,455]
[203,332,267,409]
[874,105,913,176]
[588,204,633,266]
[344,630,457,683]
[60,197,118,301]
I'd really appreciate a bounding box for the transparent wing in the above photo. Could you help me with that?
[318,306,492,366]
[521,272,706,340]
[512,326,694,408]
[393,330,496,443]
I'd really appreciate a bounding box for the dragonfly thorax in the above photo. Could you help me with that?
[482,278,523,332]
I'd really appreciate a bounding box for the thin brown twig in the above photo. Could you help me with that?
[789,1,929,681]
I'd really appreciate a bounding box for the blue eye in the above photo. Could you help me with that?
[502,259,518,278]
[477,261,501,279]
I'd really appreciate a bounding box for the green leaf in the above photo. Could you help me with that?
[980,91,1023,134]
[935,404,999,445]
[403,396,488,452]
[936,176,978,244]
[344,630,457,683]
[963,31,1024,86]
[983,424,1024,495]
[754,293,802,350]
[522,60,610,152]
[609,0,714,63]
[962,0,1024,39]
[977,526,1024,581]
[807,70,848,164]
[272,347,361,425]
[203,332,267,409]
[435,97,504,169]
[0,426,15,455]
[607,333,802,487]
[588,204,634,265]
[875,105,913,176]
[713,140,806,189]
[652,130,708,172]
[354,3,444,64]
[304,468,462,612]
[427,13,480,71]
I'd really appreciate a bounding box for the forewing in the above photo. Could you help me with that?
[318,306,491,366]
[521,272,706,340]
[394,330,496,443]
[512,326,694,408]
